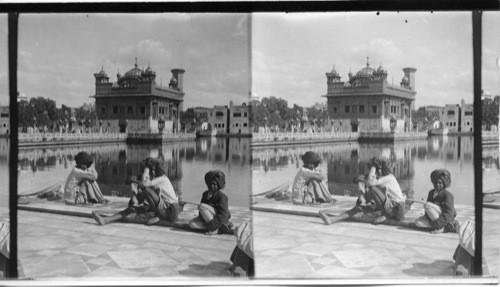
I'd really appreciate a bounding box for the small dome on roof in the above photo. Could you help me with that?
[355,66,375,78]
[123,58,144,79]
[170,77,177,85]
[376,63,387,74]
[401,76,409,83]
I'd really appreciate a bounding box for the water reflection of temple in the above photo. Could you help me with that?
[252,136,475,197]
[0,139,9,164]
[17,138,251,198]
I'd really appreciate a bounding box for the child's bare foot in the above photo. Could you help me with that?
[92,211,106,226]
[431,227,444,234]
[146,216,160,226]
[205,229,219,235]
[373,215,387,225]
[319,211,333,225]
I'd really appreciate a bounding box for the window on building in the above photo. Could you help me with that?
[127,106,133,114]
[235,123,239,127]
[372,105,378,114]
[244,112,248,117]
[333,107,338,114]
[113,106,119,114]
[233,112,241,117]
[243,123,247,127]
[101,108,106,115]
[359,105,365,113]
[465,111,473,116]
[344,105,350,113]
[447,110,455,115]
[216,111,224,117]
[222,124,224,128]
[140,107,146,115]
[344,165,350,175]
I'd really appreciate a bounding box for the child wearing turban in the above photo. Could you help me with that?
[63,151,105,205]
[189,170,233,235]
[93,157,179,226]
[415,169,457,233]
[291,151,333,204]
[320,156,406,225]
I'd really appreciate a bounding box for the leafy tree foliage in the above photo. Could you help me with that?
[482,95,500,130]
[18,97,96,132]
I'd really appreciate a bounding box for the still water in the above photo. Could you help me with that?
[252,136,497,205]
[0,139,9,208]
[17,138,251,208]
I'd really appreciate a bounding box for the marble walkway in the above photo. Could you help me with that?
[17,201,252,281]
[252,196,499,282]
[16,195,499,282]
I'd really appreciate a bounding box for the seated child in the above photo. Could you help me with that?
[64,151,105,205]
[415,169,457,234]
[291,151,333,204]
[319,156,406,225]
[93,157,179,226]
[189,170,233,235]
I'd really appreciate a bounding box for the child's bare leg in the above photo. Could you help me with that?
[366,186,388,224]
[142,186,162,224]
[93,207,135,225]
[319,205,363,225]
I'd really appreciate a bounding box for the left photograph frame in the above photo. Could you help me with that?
[12,13,254,281]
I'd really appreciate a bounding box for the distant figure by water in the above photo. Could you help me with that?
[291,151,334,204]
[63,151,105,205]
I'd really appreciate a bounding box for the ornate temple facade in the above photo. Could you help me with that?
[93,59,185,134]
[324,58,416,133]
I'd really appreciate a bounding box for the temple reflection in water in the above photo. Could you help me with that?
[18,138,251,206]
[252,136,476,204]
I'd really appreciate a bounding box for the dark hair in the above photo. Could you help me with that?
[204,170,226,190]
[368,156,392,176]
[430,169,451,188]
[74,152,93,168]
[140,157,167,179]
[301,151,321,168]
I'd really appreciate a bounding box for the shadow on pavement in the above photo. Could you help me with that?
[402,260,454,277]
[178,261,232,277]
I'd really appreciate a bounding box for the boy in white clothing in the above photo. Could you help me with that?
[320,156,406,225]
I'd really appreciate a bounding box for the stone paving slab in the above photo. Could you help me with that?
[17,208,249,280]
[251,196,499,281]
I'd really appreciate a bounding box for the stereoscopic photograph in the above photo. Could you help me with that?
[15,13,253,280]
[250,12,498,281]
[5,10,500,285]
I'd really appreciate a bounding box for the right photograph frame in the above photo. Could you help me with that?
[249,11,498,281]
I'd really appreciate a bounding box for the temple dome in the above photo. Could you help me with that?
[355,65,375,78]
[124,65,144,79]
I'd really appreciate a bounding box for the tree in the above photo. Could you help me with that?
[482,95,500,130]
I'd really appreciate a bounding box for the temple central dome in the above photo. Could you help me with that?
[123,58,144,79]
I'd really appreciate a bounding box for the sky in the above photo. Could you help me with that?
[17,14,250,108]
[0,15,7,107]
[252,12,473,108]
[482,12,500,97]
